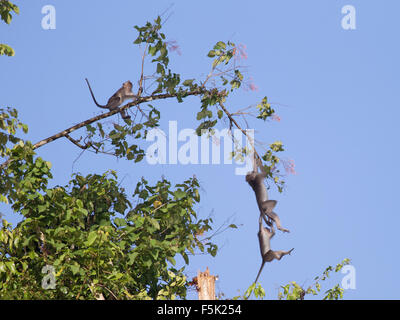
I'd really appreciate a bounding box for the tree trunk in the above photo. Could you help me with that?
[197,267,217,300]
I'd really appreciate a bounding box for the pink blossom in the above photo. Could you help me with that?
[233,43,248,60]
[272,114,281,122]
[283,159,296,175]
[167,40,182,55]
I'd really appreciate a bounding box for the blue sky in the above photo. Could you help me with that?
[1,0,399,299]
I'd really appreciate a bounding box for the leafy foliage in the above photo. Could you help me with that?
[256,97,275,121]
[0,43,14,56]
[232,259,350,300]
[0,0,18,24]
[277,259,351,300]
[0,0,19,57]
[0,160,216,299]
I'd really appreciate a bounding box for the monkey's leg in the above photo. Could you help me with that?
[119,109,131,120]
[264,210,290,233]
[271,248,294,261]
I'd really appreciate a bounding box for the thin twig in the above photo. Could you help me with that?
[65,134,91,149]
[218,101,262,162]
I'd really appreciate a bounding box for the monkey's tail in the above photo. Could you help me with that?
[85,78,107,109]
[254,261,266,284]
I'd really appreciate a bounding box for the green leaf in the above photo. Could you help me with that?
[5,261,16,273]
[128,252,138,265]
[70,264,80,275]
[85,231,97,246]
[76,199,84,208]
[114,218,127,227]
[167,256,176,266]
[214,41,226,50]
[38,204,47,213]
[207,50,216,57]
[149,218,160,230]
[148,45,157,56]
[182,79,194,86]
[0,44,15,56]
[0,194,9,204]
[174,189,186,200]
[156,63,164,74]
[181,252,189,264]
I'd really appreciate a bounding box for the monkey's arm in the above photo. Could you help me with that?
[258,220,273,257]
[124,92,137,99]
[261,211,272,227]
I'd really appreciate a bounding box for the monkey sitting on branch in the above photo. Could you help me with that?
[85,78,136,120]
[254,213,294,283]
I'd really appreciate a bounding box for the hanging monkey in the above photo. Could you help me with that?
[245,152,290,233]
[254,214,294,283]
[85,78,136,120]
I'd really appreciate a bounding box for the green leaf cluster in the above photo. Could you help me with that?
[83,104,162,162]
[207,41,235,68]
[256,141,286,192]
[0,1,19,56]
[0,43,14,56]
[0,0,18,24]
[256,97,275,121]
[134,17,183,96]
[232,259,350,300]
[0,164,216,298]
[277,259,351,300]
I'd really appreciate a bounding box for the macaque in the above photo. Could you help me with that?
[246,152,290,233]
[254,215,294,283]
[85,78,136,120]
